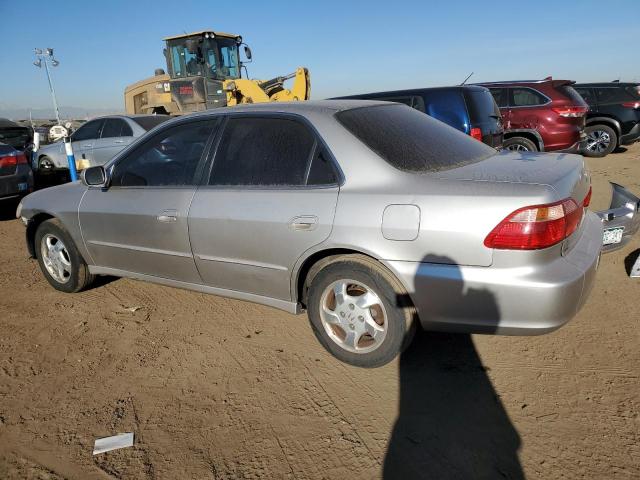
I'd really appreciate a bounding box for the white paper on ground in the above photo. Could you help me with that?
[631,255,640,278]
[93,432,134,455]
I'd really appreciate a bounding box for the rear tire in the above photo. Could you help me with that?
[35,219,95,293]
[305,254,416,368]
[582,124,617,158]
[503,136,538,152]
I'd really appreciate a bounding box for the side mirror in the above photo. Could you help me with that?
[82,166,107,187]
[244,45,252,60]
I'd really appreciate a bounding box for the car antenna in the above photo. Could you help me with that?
[460,72,474,86]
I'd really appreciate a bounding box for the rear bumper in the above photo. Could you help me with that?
[0,164,33,200]
[620,123,640,146]
[555,133,587,153]
[596,182,640,253]
[385,212,602,336]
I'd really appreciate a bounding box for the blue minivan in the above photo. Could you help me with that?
[334,85,503,149]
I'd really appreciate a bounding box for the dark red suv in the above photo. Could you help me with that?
[478,78,588,152]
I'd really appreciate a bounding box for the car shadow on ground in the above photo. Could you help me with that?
[624,248,640,276]
[0,201,19,222]
[383,256,524,479]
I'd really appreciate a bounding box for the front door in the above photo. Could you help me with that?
[79,119,217,283]
[188,115,341,301]
[70,118,104,166]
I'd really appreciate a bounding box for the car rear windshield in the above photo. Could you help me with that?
[0,127,30,150]
[626,85,640,99]
[463,89,500,124]
[131,115,172,131]
[0,144,15,155]
[335,104,496,173]
[557,85,586,105]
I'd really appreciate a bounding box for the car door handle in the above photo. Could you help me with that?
[113,140,125,144]
[157,209,178,222]
[289,216,318,231]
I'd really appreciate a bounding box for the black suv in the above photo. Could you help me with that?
[574,82,640,157]
[333,86,503,148]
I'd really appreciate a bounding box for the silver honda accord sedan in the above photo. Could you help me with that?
[16,101,639,367]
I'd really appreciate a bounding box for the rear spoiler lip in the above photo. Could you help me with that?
[596,182,640,253]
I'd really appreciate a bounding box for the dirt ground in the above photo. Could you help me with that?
[0,144,638,480]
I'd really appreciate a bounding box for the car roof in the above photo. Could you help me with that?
[574,82,639,87]
[179,99,394,119]
[332,85,488,99]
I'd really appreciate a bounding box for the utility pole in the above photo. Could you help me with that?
[33,48,62,125]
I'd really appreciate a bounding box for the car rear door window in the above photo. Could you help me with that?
[100,119,133,138]
[488,88,508,108]
[111,120,214,187]
[209,117,317,186]
[595,87,635,104]
[336,104,495,173]
[306,148,338,186]
[510,88,548,107]
[72,119,105,141]
[373,96,426,113]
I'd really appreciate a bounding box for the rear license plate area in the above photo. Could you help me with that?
[603,227,624,246]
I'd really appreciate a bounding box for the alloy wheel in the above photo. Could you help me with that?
[506,144,529,152]
[319,279,388,354]
[586,130,611,154]
[40,234,72,284]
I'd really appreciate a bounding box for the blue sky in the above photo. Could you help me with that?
[1,0,638,116]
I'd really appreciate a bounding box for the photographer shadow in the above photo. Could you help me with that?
[384,256,524,480]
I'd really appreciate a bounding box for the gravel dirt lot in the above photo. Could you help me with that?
[1,145,639,479]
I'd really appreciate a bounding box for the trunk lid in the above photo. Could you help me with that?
[432,150,591,206]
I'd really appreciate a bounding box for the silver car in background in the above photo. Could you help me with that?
[35,114,171,174]
[17,101,640,367]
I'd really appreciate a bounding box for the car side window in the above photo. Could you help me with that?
[376,96,426,113]
[574,88,594,104]
[489,88,508,108]
[306,148,338,186]
[101,119,133,139]
[595,87,634,104]
[111,121,214,187]
[510,88,548,107]
[72,120,104,141]
[209,117,317,187]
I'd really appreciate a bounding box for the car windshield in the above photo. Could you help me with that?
[202,37,240,80]
[336,104,496,173]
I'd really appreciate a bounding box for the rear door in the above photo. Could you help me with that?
[91,118,135,166]
[79,119,218,283]
[506,87,550,131]
[463,88,503,148]
[595,86,639,135]
[188,115,341,301]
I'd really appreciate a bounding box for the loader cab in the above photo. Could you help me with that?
[163,31,243,112]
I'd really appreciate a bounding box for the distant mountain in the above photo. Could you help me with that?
[0,105,124,121]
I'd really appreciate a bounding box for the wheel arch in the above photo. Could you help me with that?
[293,247,412,309]
[585,117,622,137]
[503,130,544,151]
[26,212,56,258]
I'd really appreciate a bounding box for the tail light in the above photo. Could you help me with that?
[621,101,640,109]
[470,127,483,141]
[0,153,27,168]
[552,106,588,117]
[582,186,592,207]
[485,197,585,250]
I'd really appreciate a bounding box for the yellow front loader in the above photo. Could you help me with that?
[124,30,310,115]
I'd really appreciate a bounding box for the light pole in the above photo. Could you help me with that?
[33,48,61,125]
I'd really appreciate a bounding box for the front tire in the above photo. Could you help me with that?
[582,124,617,158]
[305,255,416,368]
[35,219,94,293]
[503,136,538,152]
